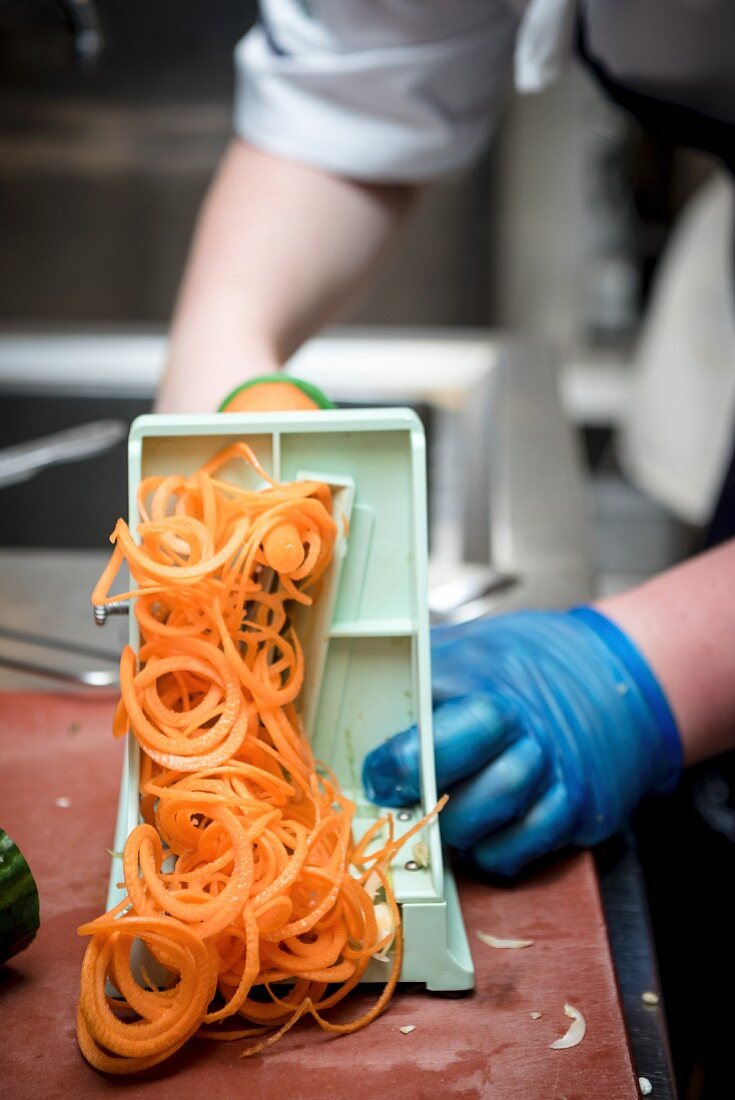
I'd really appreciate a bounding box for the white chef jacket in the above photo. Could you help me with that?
[233,0,575,182]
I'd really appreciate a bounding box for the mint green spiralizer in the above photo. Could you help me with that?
[105,406,474,992]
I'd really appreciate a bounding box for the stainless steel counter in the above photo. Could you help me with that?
[0,549,121,693]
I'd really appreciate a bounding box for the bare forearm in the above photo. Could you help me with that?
[157,139,418,413]
[597,539,735,765]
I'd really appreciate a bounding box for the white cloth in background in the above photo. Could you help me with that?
[233,0,573,182]
[619,175,735,526]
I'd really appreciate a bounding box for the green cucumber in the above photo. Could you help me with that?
[0,829,40,965]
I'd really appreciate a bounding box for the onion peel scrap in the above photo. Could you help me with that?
[476,930,534,950]
[549,1003,586,1050]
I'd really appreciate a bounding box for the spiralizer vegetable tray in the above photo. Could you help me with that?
[107,409,474,991]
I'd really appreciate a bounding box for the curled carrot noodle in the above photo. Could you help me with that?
[78,443,443,1074]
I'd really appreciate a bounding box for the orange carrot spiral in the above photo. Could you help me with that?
[79,442,444,1073]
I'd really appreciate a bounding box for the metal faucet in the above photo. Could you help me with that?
[0,0,104,68]
[54,0,103,67]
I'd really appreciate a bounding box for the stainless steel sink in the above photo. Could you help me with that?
[287,328,592,614]
[0,326,591,688]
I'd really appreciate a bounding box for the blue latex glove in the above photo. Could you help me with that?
[362,608,682,875]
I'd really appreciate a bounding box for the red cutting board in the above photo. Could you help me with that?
[0,692,638,1099]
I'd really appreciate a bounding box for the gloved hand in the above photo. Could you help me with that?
[362,608,682,875]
